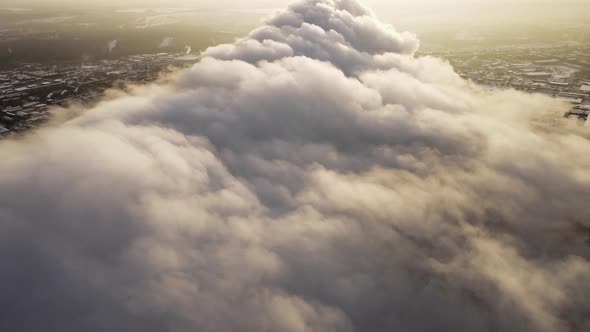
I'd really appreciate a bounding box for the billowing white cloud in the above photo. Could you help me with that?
[1,1,589,332]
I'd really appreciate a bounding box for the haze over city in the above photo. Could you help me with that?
[0,1,589,332]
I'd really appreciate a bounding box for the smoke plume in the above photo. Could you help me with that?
[107,40,118,53]
[1,1,589,332]
[159,36,174,49]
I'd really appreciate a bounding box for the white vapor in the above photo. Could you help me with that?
[159,36,174,48]
[0,1,589,332]
[184,45,192,54]
[107,40,118,53]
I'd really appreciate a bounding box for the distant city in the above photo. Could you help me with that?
[1,2,589,137]
[422,43,590,122]
[0,52,200,136]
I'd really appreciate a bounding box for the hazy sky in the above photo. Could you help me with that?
[1,0,587,10]
[1,0,587,27]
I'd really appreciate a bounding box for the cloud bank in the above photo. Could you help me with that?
[1,1,589,332]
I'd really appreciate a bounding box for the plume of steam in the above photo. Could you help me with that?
[107,40,118,53]
[0,1,589,332]
[184,45,192,54]
[159,37,174,49]
[7,47,13,55]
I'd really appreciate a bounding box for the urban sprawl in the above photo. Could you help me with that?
[424,43,590,122]
[1,43,590,137]
[0,53,199,136]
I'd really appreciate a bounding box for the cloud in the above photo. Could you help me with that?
[1,1,589,332]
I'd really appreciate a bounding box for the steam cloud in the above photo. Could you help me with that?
[107,40,118,53]
[1,1,589,332]
[159,36,174,49]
